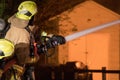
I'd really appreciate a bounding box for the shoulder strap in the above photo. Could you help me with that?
[25,26,38,57]
[25,26,35,43]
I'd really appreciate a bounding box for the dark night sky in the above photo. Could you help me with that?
[94,0,120,14]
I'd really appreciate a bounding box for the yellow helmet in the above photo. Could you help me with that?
[16,1,37,20]
[0,39,14,59]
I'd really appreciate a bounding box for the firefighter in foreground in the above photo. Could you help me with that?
[0,1,66,79]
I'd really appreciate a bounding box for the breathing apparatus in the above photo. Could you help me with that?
[0,18,5,32]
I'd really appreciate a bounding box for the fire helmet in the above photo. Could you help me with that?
[16,1,37,20]
[0,39,14,59]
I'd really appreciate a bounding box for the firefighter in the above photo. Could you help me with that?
[0,39,14,77]
[5,0,37,45]
[4,1,38,79]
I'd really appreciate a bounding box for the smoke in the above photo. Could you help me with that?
[65,20,120,42]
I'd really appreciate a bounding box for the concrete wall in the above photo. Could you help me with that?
[49,1,120,80]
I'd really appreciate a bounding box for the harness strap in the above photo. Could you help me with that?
[4,58,16,72]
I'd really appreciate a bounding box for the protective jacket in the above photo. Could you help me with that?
[5,15,38,65]
[5,15,30,45]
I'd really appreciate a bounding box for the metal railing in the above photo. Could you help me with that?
[75,67,120,80]
[35,65,120,80]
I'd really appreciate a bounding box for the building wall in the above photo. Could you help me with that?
[49,1,120,80]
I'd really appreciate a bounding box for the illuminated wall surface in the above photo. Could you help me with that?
[50,1,120,80]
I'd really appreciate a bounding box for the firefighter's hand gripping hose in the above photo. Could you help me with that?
[35,35,66,56]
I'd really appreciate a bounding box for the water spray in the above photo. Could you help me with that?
[65,20,120,42]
